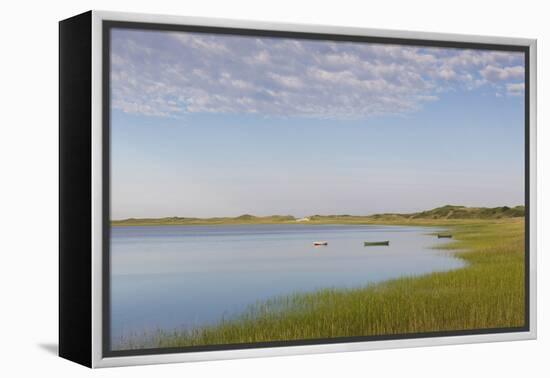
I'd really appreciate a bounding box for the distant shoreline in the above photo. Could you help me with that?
[111,205,525,227]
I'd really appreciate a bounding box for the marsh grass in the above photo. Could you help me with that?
[117,218,525,349]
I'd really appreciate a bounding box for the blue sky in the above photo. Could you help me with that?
[110,29,525,219]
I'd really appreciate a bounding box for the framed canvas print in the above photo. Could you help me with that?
[59,10,537,368]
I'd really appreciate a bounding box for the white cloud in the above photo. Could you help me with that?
[480,65,524,82]
[268,73,304,89]
[506,82,525,96]
[437,66,457,80]
[252,50,270,64]
[171,33,230,54]
[110,29,525,119]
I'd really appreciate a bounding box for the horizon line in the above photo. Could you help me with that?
[110,204,525,222]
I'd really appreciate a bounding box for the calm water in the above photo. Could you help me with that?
[110,224,465,344]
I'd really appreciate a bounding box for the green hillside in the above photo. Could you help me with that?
[407,205,525,219]
[111,214,296,226]
[111,205,524,226]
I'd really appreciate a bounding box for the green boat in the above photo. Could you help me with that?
[437,234,453,238]
[364,241,389,246]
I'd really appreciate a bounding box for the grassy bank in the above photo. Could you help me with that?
[118,217,525,349]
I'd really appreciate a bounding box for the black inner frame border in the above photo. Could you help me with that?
[102,20,531,358]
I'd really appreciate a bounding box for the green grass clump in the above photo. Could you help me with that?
[117,218,525,349]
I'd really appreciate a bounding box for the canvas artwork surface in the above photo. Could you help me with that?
[106,26,527,354]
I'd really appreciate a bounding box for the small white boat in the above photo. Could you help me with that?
[313,241,328,246]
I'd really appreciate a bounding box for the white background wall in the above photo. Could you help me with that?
[0,0,546,376]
